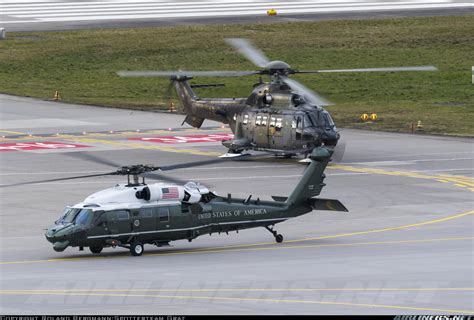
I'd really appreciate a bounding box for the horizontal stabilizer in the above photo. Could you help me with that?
[272,196,288,202]
[309,198,348,212]
[183,115,205,128]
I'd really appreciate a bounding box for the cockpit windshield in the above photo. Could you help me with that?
[58,208,93,225]
[303,114,314,128]
[75,209,93,225]
[323,112,335,127]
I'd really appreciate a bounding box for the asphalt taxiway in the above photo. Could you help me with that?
[0,94,473,314]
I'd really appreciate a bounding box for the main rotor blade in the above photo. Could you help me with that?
[225,38,270,68]
[159,152,272,172]
[159,157,233,171]
[297,66,438,73]
[282,77,333,106]
[64,152,123,168]
[331,140,346,164]
[117,70,258,78]
[0,172,116,188]
[141,172,189,185]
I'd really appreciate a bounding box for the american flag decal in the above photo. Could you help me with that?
[162,187,179,199]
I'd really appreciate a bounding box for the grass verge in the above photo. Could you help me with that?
[0,16,473,136]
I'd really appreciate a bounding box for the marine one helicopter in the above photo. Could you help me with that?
[2,148,346,256]
[118,38,437,157]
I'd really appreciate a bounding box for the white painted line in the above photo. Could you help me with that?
[31,4,474,22]
[11,2,469,18]
[0,0,367,7]
[1,1,375,12]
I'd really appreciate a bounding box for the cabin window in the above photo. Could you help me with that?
[262,116,268,126]
[140,208,153,218]
[116,210,130,221]
[243,114,249,125]
[269,117,276,127]
[275,118,283,131]
[255,115,262,126]
[158,208,170,222]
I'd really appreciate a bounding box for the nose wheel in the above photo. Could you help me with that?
[265,226,283,243]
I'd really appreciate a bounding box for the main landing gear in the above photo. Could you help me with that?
[265,225,283,243]
[130,241,144,256]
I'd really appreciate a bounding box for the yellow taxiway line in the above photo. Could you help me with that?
[0,235,472,265]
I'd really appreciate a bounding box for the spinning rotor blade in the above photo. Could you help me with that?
[64,152,123,168]
[225,38,270,68]
[159,157,235,171]
[141,172,189,185]
[282,77,332,106]
[296,66,438,73]
[331,141,346,164]
[0,172,117,188]
[117,70,258,78]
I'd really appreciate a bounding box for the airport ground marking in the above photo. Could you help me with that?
[0,127,226,141]
[190,210,474,251]
[148,236,474,257]
[0,290,472,314]
[68,137,222,157]
[330,164,474,191]
[0,235,472,265]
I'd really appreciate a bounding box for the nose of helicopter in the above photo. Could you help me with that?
[45,224,75,252]
[321,128,340,146]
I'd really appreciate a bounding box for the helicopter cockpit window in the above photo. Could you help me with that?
[58,207,74,223]
[243,114,249,125]
[74,209,93,225]
[304,114,314,128]
[323,112,335,127]
[292,116,303,129]
[256,115,262,126]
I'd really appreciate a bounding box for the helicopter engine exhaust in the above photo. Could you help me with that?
[135,183,210,204]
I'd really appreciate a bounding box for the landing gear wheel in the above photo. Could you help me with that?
[89,246,103,254]
[265,226,284,244]
[130,242,144,256]
[275,234,284,243]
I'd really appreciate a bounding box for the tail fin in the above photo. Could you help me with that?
[286,147,333,205]
[173,78,205,128]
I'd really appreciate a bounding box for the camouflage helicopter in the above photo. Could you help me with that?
[118,38,437,157]
[2,148,346,256]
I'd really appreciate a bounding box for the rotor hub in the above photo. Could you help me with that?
[265,60,292,75]
[115,164,159,176]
